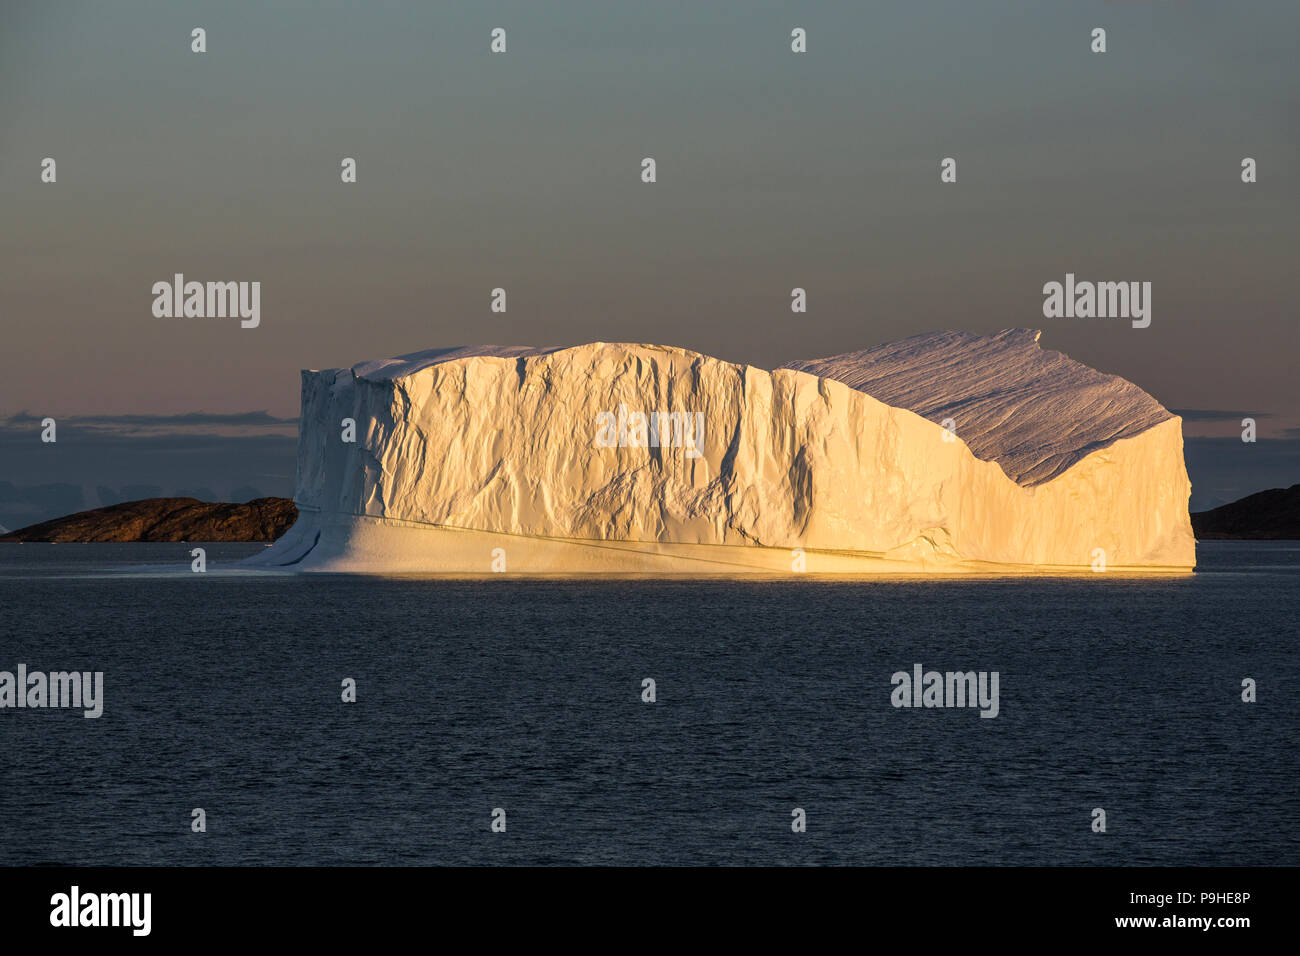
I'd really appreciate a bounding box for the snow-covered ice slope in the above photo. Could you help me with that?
[247,332,1195,574]
[780,329,1173,486]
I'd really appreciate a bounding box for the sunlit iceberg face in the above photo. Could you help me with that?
[246,333,1195,575]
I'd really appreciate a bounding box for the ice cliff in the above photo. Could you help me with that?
[247,330,1195,573]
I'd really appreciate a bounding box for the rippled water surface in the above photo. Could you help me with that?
[1,541,1296,865]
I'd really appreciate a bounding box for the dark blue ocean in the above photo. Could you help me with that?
[1,541,1296,866]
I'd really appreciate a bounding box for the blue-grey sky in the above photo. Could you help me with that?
[1,0,1296,524]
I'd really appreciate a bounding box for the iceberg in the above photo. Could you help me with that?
[246,330,1195,574]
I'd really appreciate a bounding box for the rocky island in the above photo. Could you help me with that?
[0,497,296,543]
[1191,484,1300,540]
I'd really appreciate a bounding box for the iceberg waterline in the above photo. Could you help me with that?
[245,331,1196,574]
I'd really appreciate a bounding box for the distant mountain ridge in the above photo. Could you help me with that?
[1191,484,1300,540]
[0,497,296,543]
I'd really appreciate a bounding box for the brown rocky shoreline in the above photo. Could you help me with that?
[0,497,297,543]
